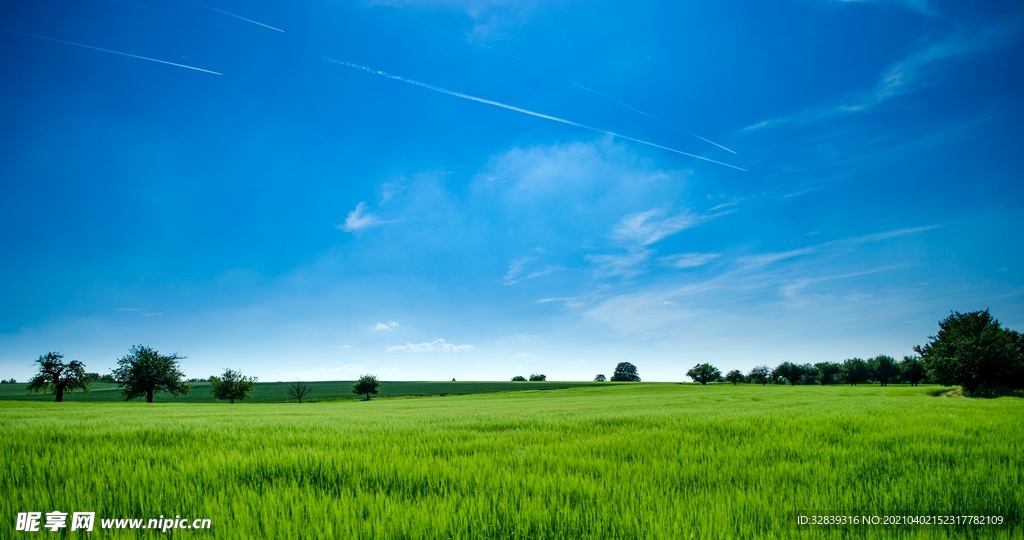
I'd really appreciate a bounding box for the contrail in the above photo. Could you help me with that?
[571,81,737,155]
[183,0,284,32]
[314,54,745,171]
[0,28,222,75]
[418,21,517,60]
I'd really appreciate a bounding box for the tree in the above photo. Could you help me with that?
[724,370,746,385]
[27,352,90,402]
[111,345,190,403]
[353,374,380,401]
[914,310,1024,395]
[869,355,899,386]
[610,362,641,382]
[593,374,606,382]
[748,365,771,385]
[840,358,870,386]
[813,362,840,385]
[288,381,311,403]
[511,375,527,381]
[210,368,257,404]
[686,363,721,385]
[528,373,546,381]
[772,362,804,386]
[899,356,926,386]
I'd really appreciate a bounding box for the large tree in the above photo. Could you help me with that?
[27,352,90,402]
[112,345,190,403]
[288,381,311,403]
[899,356,926,386]
[724,370,746,385]
[210,368,257,404]
[914,310,1024,395]
[840,358,871,386]
[686,363,721,385]
[610,362,641,382]
[772,362,804,386]
[747,365,772,385]
[814,362,841,385]
[353,374,380,401]
[869,355,899,386]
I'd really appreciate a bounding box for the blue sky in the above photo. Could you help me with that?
[1,0,1022,382]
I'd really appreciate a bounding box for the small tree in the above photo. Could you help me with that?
[353,374,380,401]
[210,368,257,404]
[724,370,746,385]
[869,355,898,386]
[899,356,926,386]
[772,362,804,386]
[686,363,721,385]
[593,374,606,382]
[511,375,527,381]
[814,362,841,385]
[528,373,547,381]
[748,365,771,385]
[840,358,870,386]
[27,352,90,402]
[914,310,1024,395]
[610,362,641,382]
[111,345,190,403]
[288,381,311,403]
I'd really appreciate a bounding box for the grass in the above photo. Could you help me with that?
[2,384,1022,539]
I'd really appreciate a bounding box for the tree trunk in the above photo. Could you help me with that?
[55,386,64,402]
[230,398,235,404]
[146,390,154,403]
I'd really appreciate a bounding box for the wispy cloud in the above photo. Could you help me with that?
[586,250,652,279]
[743,21,1021,131]
[503,257,560,285]
[372,321,400,330]
[387,339,473,352]
[337,202,387,233]
[612,209,703,246]
[661,252,721,269]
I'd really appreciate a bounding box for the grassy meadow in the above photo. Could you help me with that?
[2,383,1022,539]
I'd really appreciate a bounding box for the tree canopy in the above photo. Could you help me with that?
[772,362,804,386]
[899,356,926,386]
[813,362,841,385]
[724,370,746,385]
[353,374,380,401]
[610,362,640,382]
[288,381,311,403]
[869,355,899,386]
[111,345,190,402]
[511,375,527,381]
[840,358,870,386]
[529,373,547,381]
[27,352,90,402]
[593,374,606,382]
[210,368,257,404]
[687,363,720,385]
[914,310,1024,395]
[747,365,771,385]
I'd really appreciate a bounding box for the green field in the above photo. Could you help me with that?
[0,380,603,403]
[2,384,1022,539]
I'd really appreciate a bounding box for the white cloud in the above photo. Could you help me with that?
[586,250,652,279]
[387,339,473,352]
[372,321,400,330]
[743,22,1020,131]
[612,209,702,246]
[337,202,386,233]
[661,252,721,269]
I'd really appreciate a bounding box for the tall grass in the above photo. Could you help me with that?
[2,384,1021,538]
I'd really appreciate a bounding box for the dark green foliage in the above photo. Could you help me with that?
[747,365,771,385]
[353,374,380,401]
[915,310,1024,395]
[528,374,547,381]
[0,378,15,384]
[686,363,720,385]
[27,352,90,402]
[593,374,606,382]
[899,356,927,386]
[210,368,257,404]
[840,358,871,386]
[771,362,804,386]
[813,362,841,385]
[111,345,190,403]
[869,355,899,386]
[724,370,746,385]
[511,375,527,381]
[288,382,311,403]
[610,362,641,382]
[87,373,117,383]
